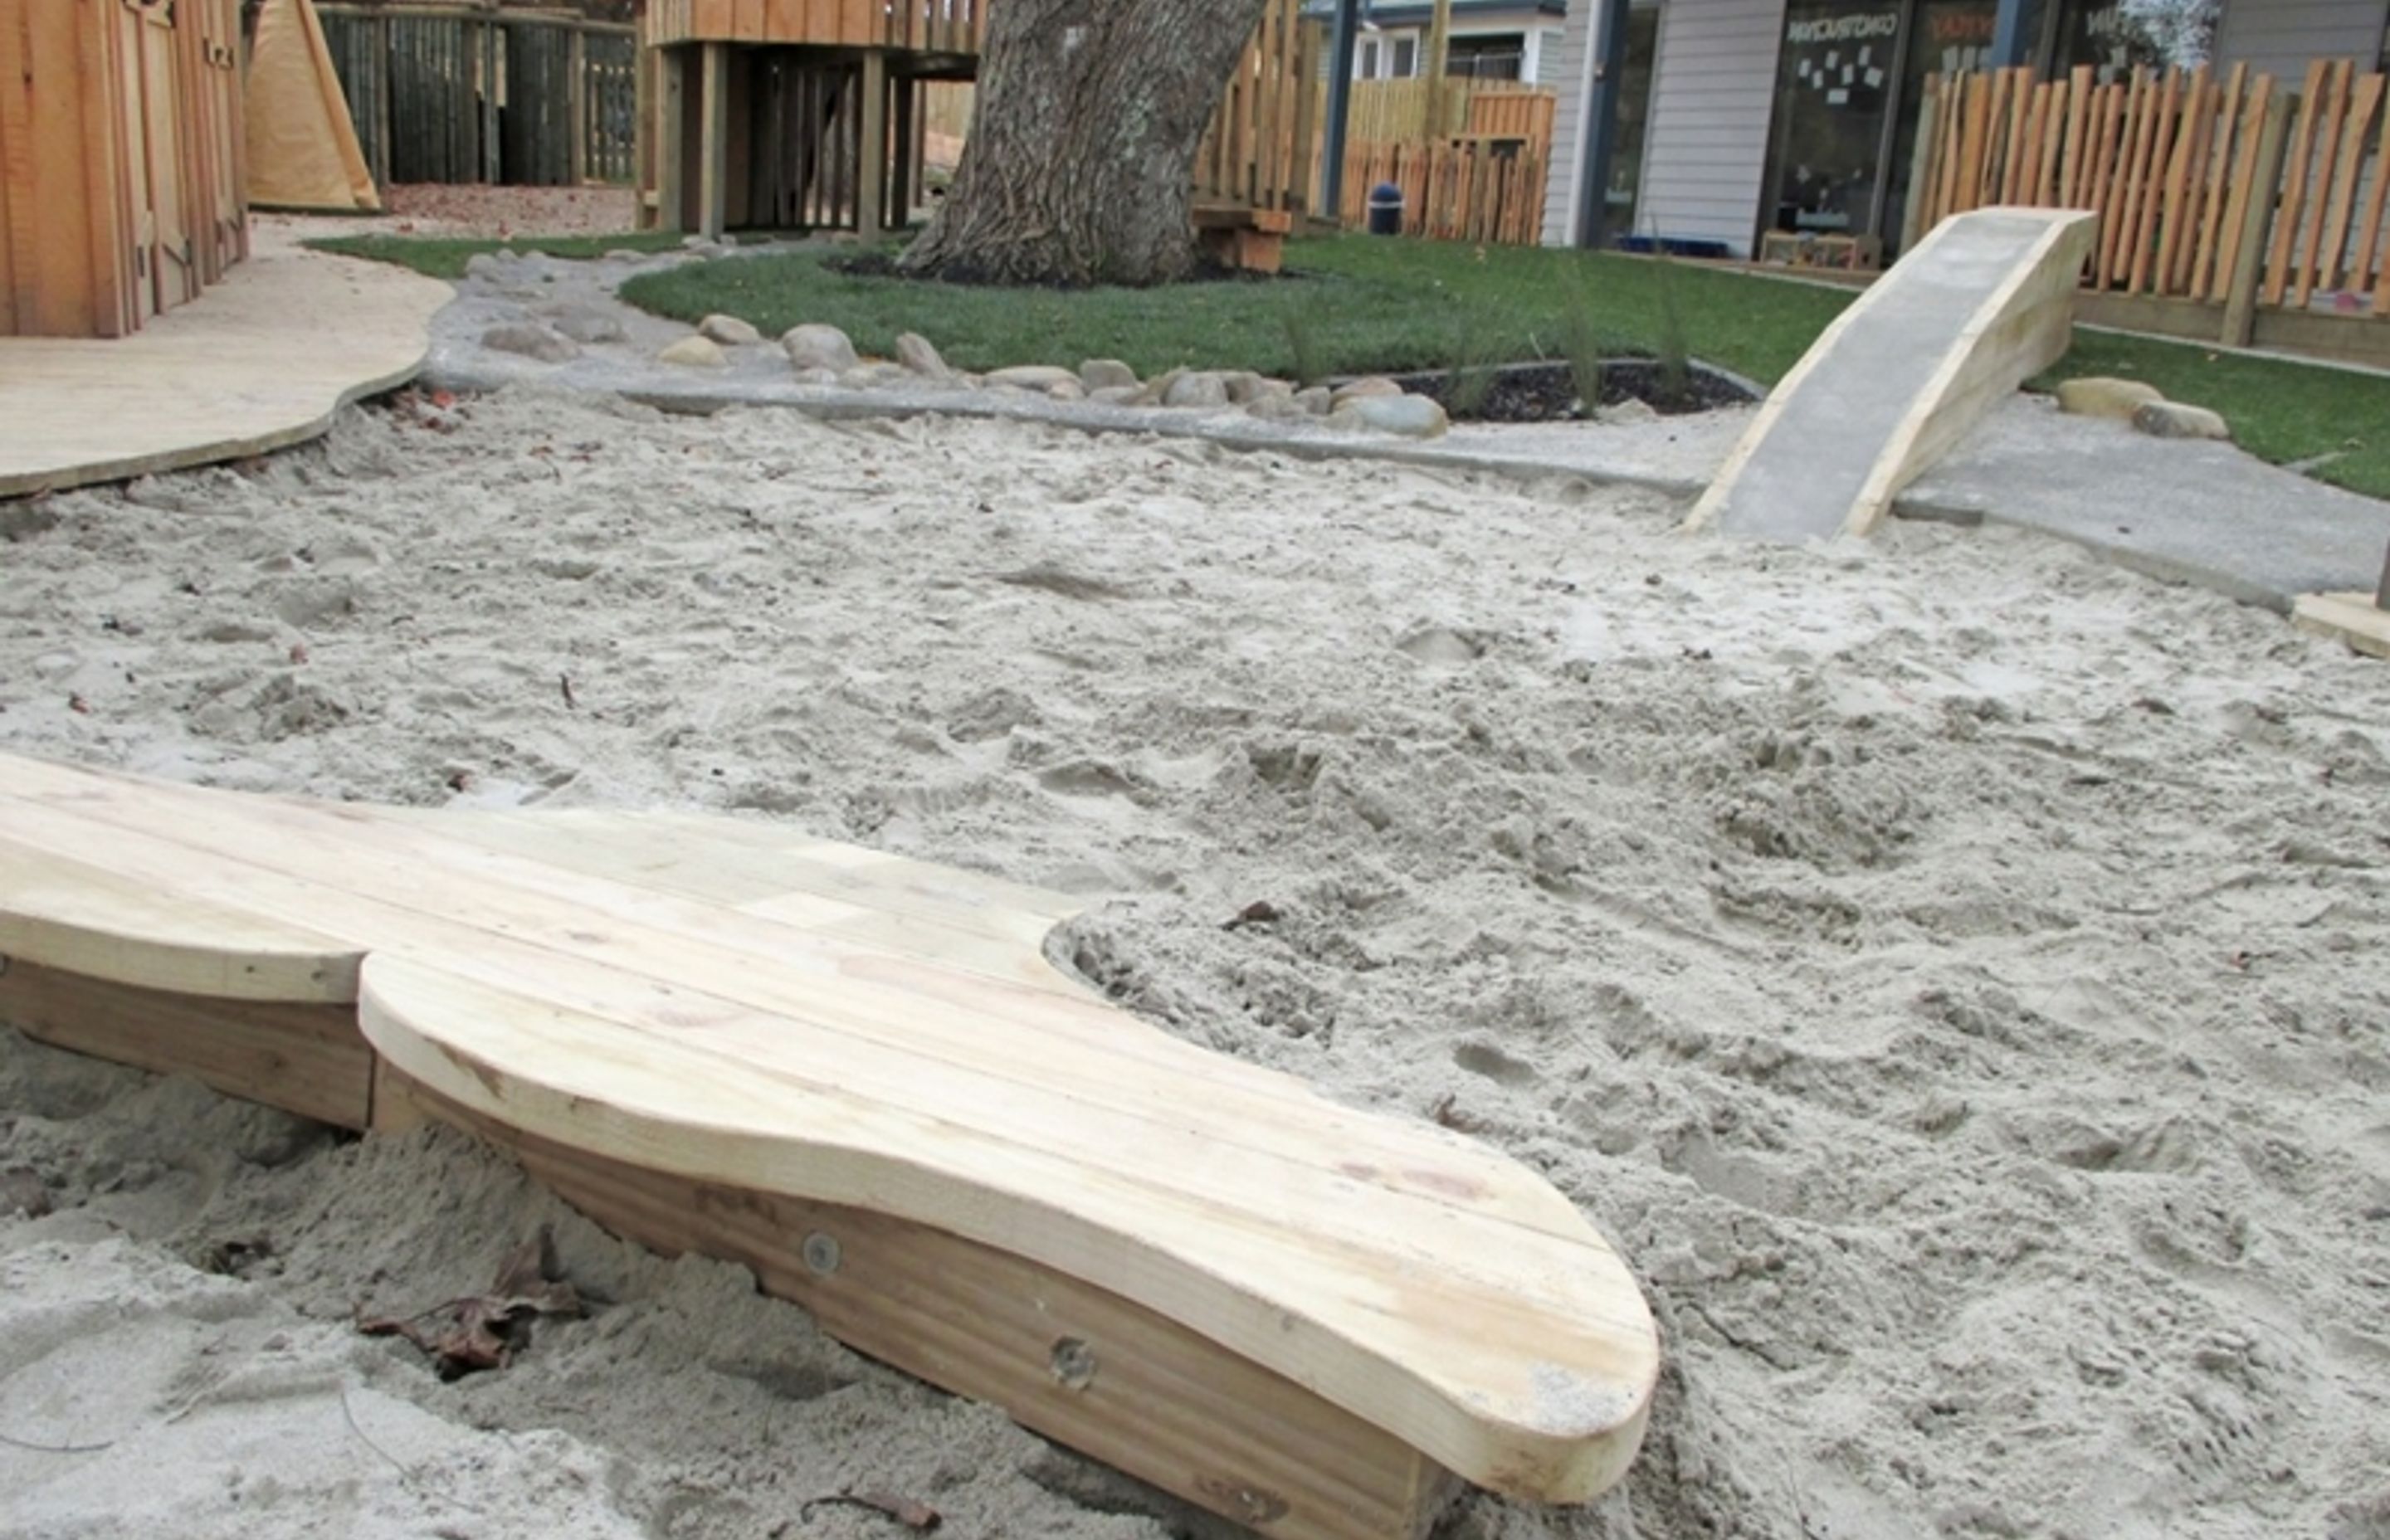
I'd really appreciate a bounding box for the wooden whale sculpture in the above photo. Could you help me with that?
[0,751,1658,1538]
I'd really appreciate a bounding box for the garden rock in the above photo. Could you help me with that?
[841,362,914,389]
[1163,372,1231,409]
[783,324,860,372]
[896,333,949,377]
[1329,393,1448,439]
[1049,379,1087,402]
[604,249,649,262]
[1246,394,1311,422]
[985,364,1080,392]
[1294,386,1334,416]
[791,367,842,387]
[2056,377,2165,420]
[1331,376,1403,407]
[543,305,627,345]
[2132,401,2231,441]
[1133,368,1185,406]
[657,335,728,368]
[1222,371,1272,404]
[480,322,581,364]
[1079,358,1138,392]
[1088,385,1144,407]
[1597,398,1661,426]
[699,314,763,347]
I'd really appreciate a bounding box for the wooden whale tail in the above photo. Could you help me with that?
[0,753,1660,1538]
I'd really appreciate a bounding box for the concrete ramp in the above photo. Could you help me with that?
[1690,208,2096,543]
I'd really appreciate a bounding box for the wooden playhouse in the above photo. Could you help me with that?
[0,0,249,338]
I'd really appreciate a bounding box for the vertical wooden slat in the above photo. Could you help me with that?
[2189,63,2245,297]
[2292,60,2355,305]
[2125,68,2177,292]
[2226,86,2294,342]
[2156,66,2205,294]
[2314,70,2383,295]
[2352,78,2390,310]
[2266,61,2329,305]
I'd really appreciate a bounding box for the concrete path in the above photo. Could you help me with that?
[1903,397,2390,613]
[0,223,450,498]
[410,242,2387,620]
[1691,209,2096,543]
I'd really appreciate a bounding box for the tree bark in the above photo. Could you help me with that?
[899,0,1270,286]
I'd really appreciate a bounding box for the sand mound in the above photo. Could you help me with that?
[3,389,2387,1539]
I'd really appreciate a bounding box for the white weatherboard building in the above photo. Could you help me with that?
[1540,0,2390,256]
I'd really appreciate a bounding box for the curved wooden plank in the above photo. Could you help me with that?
[0,752,1661,1505]
[363,956,1656,1503]
[0,832,359,1001]
[1687,207,2098,543]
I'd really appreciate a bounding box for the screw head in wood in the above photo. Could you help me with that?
[801,1231,841,1276]
[1049,1335,1097,1390]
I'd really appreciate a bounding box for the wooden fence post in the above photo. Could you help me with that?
[1902,77,1940,253]
[568,26,588,186]
[2222,87,2293,347]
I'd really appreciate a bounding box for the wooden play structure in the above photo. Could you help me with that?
[247,0,381,213]
[315,4,642,189]
[0,0,247,338]
[0,752,1660,1539]
[639,0,1317,264]
[639,0,991,238]
[1690,207,2099,543]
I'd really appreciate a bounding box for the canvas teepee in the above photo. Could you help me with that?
[245,0,379,212]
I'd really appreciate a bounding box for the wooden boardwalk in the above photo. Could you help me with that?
[0,223,449,499]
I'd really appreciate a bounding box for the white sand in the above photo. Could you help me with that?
[3,388,2388,1539]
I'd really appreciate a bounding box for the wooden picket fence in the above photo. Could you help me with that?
[318,6,641,187]
[1910,61,2390,321]
[1312,75,1556,146]
[1335,139,1547,245]
[1193,0,1315,215]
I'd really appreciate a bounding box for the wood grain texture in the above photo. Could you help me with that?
[0,221,446,497]
[0,961,373,1128]
[381,1069,1459,1540]
[2292,591,2390,659]
[0,751,1659,1510]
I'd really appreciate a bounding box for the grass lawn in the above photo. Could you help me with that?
[314,227,2390,500]
[305,230,691,280]
[2037,330,2390,500]
[619,234,1853,389]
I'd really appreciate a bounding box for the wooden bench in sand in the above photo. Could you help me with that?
[0,751,1657,1539]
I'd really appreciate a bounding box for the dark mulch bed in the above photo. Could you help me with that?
[829,251,1290,290]
[1389,358,1757,423]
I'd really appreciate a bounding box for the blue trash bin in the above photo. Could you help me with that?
[1366,182,1404,236]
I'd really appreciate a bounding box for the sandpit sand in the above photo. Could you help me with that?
[3,387,2388,1539]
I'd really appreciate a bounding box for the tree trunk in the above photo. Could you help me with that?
[899,0,1270,286]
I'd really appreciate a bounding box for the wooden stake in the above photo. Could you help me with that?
[697,41,727,237]
[2224,87,2293,345]
[857,49,886,236]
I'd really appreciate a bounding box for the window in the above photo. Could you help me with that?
[1763,0,1903,239]
[1358,37,1380,79]
[1391,37,1418,76]
[2056,0,2216,83]
[1446,33,1526,80]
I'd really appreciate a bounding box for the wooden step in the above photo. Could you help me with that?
[0,751,1658,1537]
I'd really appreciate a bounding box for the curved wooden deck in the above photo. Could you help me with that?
[0,753,1658,1537]
[0,224,448,499]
